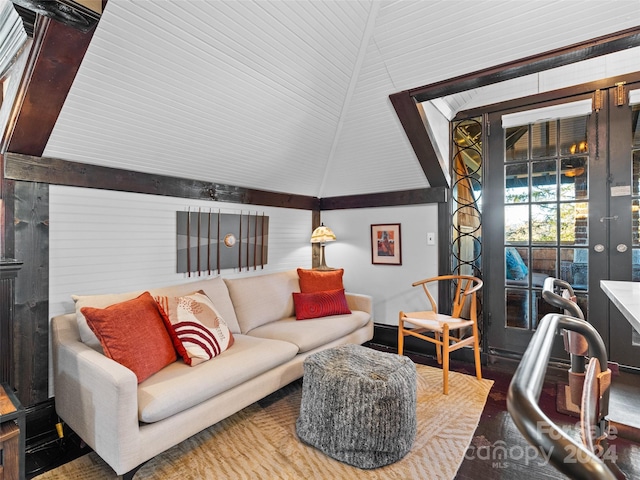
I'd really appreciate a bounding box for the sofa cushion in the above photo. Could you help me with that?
[137,334,298,423]
[247,310,370,353]
[73,276,240,351]
[154,291,235,366]
[81,292,177,383]
[297,268,344,293]
[293,289,351,320]
[224,270,300,333]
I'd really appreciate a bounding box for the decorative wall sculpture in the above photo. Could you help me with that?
[177,210,269,275]
[451,118,482,278]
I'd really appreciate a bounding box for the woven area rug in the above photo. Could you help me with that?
[34,363,493,480]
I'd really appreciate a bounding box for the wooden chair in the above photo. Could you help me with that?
[398,275,483,395]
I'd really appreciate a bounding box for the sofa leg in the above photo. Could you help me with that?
[120,462,145,480]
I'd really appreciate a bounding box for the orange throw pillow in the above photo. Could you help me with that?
[81,291,177,383]
[297,268,344,293]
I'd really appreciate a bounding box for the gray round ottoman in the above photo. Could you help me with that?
[296,344,417,469]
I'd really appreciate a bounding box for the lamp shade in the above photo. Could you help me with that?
[310,225,336,244]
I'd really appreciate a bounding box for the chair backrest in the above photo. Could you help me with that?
[541,276,584,320]
[412,275,482,318]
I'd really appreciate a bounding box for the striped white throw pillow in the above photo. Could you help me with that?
[155,291,234,366]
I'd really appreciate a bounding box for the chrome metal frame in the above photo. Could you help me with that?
[541,277,586,375]
[507,312,615,479]
[541,277,583,320]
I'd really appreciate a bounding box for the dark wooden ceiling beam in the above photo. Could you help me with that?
[5,153,447,211]
[4,153,320,210]
[321,186,447,210]
[456,70,640,120]
[389,91,449,188]
[408,26,640,102]
[4,8,99,156]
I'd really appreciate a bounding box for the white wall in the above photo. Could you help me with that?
[50,187,442,326]
[322,204,439,326]
[49,185,313,319]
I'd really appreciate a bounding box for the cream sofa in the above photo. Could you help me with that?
[51,269,373,478]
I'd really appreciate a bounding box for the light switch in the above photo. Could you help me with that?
[427,232,435,245]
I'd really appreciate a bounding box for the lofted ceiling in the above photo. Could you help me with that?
[23,0,640,198]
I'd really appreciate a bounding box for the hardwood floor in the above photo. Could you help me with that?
[26,344,640,479]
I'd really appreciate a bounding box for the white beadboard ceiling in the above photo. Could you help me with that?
[42,0,640,198]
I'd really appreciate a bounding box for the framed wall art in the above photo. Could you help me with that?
[371,223,401,265]
[177,210,269,275]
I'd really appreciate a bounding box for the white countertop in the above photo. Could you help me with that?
[600,280,640,334]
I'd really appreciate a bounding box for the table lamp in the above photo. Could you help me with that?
[310,224,336,270]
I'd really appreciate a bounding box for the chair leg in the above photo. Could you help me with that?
[473,333,482,381]
[435,332,442,365]
[398,313,405,356]
[443,324,450,395]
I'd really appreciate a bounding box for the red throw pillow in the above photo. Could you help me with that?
[297,268,344,293]
[292,289,351,320]
[81,291,177,383]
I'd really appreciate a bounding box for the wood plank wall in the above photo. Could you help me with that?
[13,181,48,406]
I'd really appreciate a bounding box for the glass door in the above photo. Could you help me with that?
[485,85,640,368]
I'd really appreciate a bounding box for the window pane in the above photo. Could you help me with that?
[506,289,529,329]
[561,248,588,290]
[505,163,529,203]
[506,126,528,162]
[531,121,557,158]
[532,160,556,201]
[453,147,482,177]
[531,203,557,244]
[559,202,588,245]
[506,247,529,285]
[560,156,588,200]
[560,116,588,156]
[533,289,561,330]
[532,247,556,278]
[505,205,529,243]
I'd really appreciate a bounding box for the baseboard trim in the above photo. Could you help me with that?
[24,398,58,451]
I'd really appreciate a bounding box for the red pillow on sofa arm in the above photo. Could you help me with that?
[297,268,344,293]
[292,289,351,320]
[81,291,177,383]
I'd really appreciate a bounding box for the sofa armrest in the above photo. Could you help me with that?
[345,292,372,316]
[51,314,141,474]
